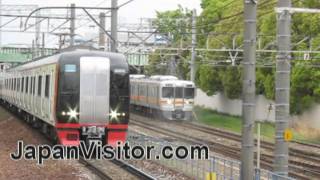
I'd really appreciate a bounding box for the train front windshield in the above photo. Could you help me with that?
[175,87,183,98]
[184,88,195,99]
[162,87,195,99]
[162,87,174,98]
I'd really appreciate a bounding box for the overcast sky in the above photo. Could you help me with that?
[0,0,202,47]
[3,0,202,23]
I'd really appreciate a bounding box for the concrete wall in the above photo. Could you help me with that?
[194,89,276,122]
[292,105,320,129]
[195,89,320,128]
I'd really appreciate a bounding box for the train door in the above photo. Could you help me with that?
[79,57,110,124]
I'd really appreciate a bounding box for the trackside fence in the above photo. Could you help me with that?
[127,131,295,180]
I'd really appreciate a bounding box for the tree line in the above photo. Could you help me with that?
[145,0,320,115]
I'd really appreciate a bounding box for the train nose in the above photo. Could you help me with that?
[79,57,110,124]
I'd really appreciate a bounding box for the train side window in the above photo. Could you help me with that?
[30,77,33,94]
[17,78,20,92]
[32,77,36,95]
[14,78,16,91]
[38,76,42,96]
[45,75,50,98]
[25,77,29,93]
[21,77,24,92]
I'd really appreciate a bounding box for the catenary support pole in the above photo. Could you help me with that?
[35,9,41,55]
[99,13,106,50]
[190,9,197,82]
[241,0,257,179]
[257,122,261,169]
[41,32,45,56]
[274,0,291,176]
[70,3,75,47]
[0,0,2,49]
[111,0,118,52]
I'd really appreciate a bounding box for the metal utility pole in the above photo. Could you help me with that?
[41,32,45,56]
[190,9,197,82]
[111,0,118,52]
[169,56,177,76]
[241,0,257,179]
[31,40,35,60]
[0,0,2,49]
[274,0,291,176]
[99,13,106,50]
[70,3,76,47]
[35,10,41,50]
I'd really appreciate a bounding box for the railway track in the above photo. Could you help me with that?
[178,121,320,164]
[130,114,320,180]
[79,157,156,180]
[0,106,155,180]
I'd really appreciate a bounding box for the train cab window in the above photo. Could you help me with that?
[162,87,174,98]
[175,87,183,99]
[21,77,24,92]
[25,77,29,93]
[38,76,42,96]
[45,75,50,98]
[184,88,195,99]
[61,64,78,92]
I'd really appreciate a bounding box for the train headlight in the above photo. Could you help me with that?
[167,99,173,104]
[109,110,126,120]
[62,108,79,119]
[110,109,119,120]
[67,110,79,119]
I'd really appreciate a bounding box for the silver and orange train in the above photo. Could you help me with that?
[130,75,195,120]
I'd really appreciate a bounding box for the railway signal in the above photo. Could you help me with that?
[284,129,293,142]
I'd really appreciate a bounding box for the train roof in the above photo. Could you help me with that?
[130,75,195,87]
[149,75,178,81]
[6,48,127,72]
[130,74,146,79]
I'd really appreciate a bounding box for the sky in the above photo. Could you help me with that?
[0,0,202,47]
[3,0,202,21]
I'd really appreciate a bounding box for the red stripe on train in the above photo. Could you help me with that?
[55,123,128,129]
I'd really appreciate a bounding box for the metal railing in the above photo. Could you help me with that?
[127,131,295,180]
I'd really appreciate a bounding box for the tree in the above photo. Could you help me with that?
[150,0,320,114]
